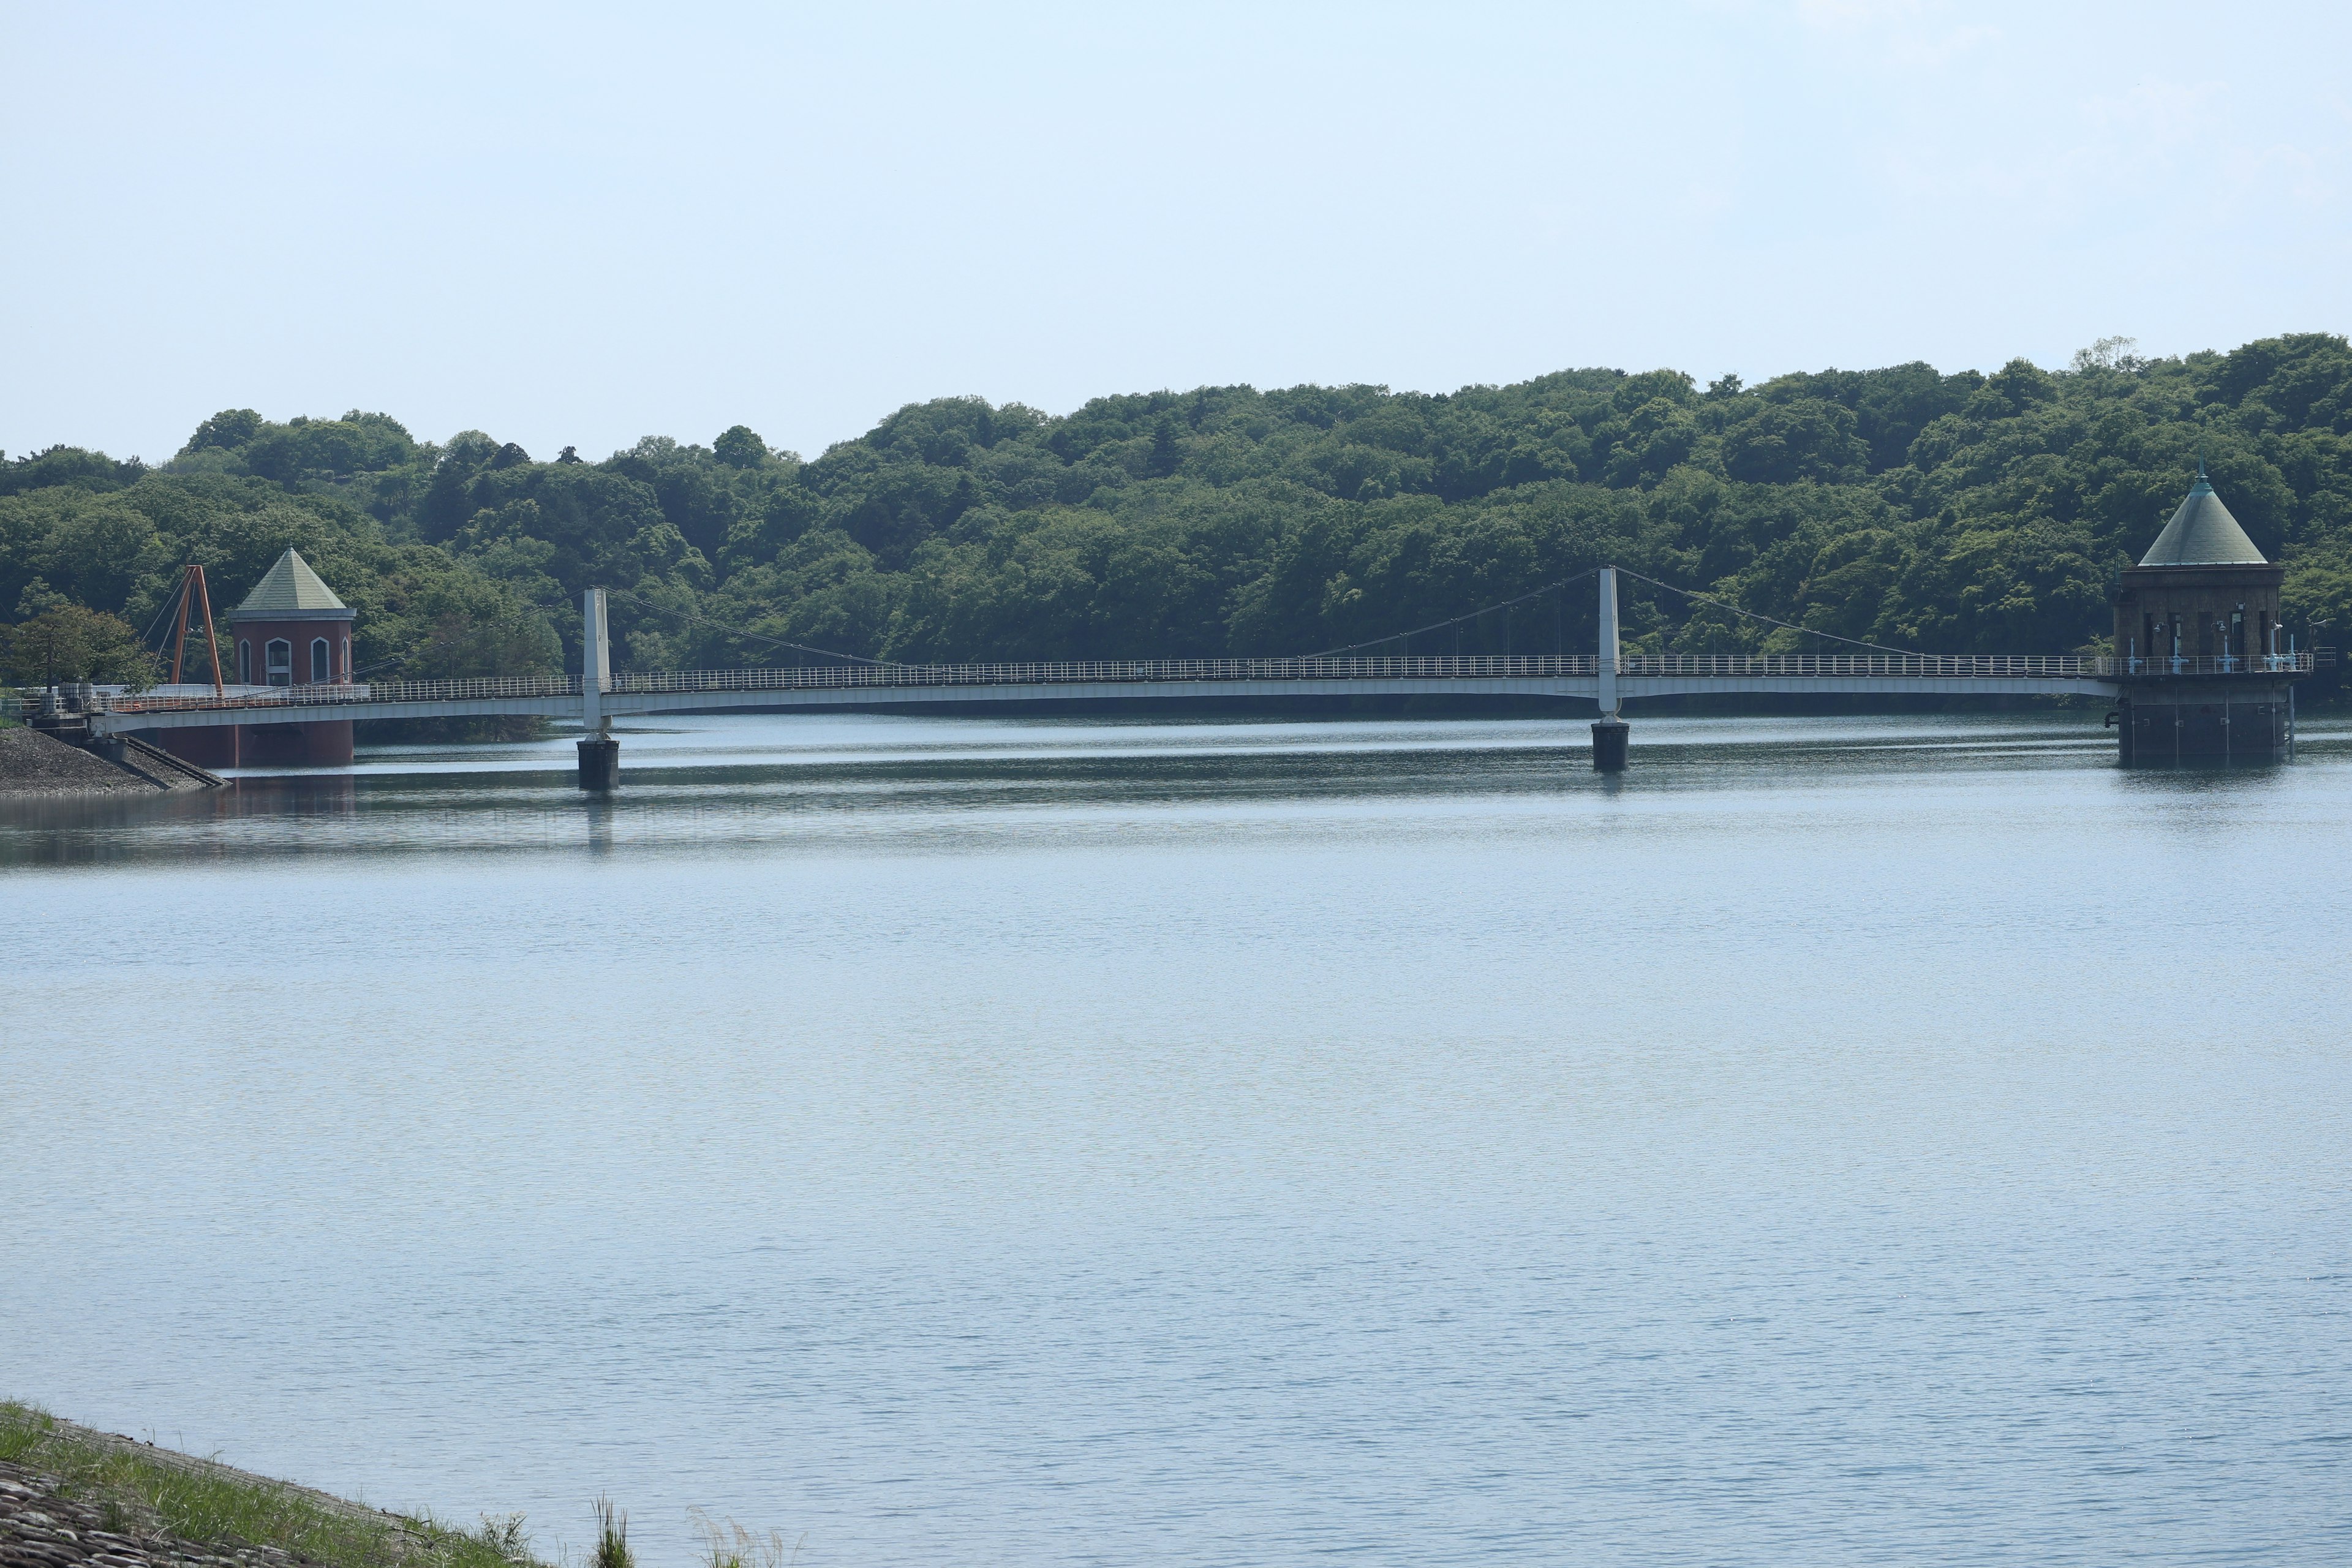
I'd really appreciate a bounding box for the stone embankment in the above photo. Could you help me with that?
[0,729,223,796]
[0,1461,303,1568]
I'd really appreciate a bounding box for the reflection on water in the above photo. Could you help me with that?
[4,709,2349,1567]
[6,709,2316,869]
[0,774,359,866]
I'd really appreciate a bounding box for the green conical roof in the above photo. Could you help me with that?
[234,548,348,613]
[2138,468,2266,567]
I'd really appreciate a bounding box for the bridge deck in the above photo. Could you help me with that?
[66,651,2225,734]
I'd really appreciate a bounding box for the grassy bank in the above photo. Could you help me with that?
[0,1403,546,1568]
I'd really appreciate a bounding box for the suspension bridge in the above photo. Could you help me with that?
[72,567,2317,782]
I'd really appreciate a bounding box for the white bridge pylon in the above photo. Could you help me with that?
[1597,565,1620,720]
[581,586,611,736]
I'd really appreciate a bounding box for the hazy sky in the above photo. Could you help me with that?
[5,1,2348,464]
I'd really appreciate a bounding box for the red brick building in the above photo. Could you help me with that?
[161,548,358,768]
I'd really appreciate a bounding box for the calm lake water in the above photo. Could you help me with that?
[5,709,2349,1566]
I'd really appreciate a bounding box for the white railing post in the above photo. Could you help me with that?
[582,587,610,734]
[1597,566,1620,718]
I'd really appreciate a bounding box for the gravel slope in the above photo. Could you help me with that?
[0,731,219,796]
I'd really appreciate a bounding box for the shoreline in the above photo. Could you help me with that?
[0,728,224,798]
[0,1406,536,1568]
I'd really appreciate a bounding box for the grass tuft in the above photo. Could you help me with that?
[591,1496,633,1568]
[688,1508,797,1568]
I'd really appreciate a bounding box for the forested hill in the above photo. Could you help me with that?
[5,333,2351,687]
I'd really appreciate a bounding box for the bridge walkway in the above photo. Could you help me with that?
[81,650,2176,735]
[72,570,2317,778]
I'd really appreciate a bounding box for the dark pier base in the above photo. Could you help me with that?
[1591,717,1629,772]
[577,734,620,790]
[2117,686,2291,766]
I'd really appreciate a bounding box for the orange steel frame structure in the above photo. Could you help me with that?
[167,564,227,695]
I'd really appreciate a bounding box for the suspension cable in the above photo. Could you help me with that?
[478,562,1923,676]
[1612,567,1923,657]
[349,590,585,679]
[1300,568,1600,657]
[138,574,189,650]
[600,588,894,666]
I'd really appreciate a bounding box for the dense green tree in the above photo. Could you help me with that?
[7,333,2350,699]
[1,603,157,687]
[0,466,559,692]
[1721,400,1870,485]
[713,425,769,469]
[0,446,145,497]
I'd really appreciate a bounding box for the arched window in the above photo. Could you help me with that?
[265,638,292,687]
[237,639,252,684]
[341,635,350,684]
[311,638,330,683]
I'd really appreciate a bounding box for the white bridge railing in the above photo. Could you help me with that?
[80,649,2315,716]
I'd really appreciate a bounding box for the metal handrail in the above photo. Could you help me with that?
[2113,654,2314,677]
[82,649,2317,715]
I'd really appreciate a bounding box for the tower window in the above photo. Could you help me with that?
[237,639,251,684]
[311,637,330,683]
[265,639,292,686]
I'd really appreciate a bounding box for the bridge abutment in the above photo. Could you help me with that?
[2116,683,2291,766]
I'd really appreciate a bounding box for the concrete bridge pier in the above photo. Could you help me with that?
[1592,566,1629,772]
[577,587,617,790]
[576,734,619,790]
[1591,717,1629,771]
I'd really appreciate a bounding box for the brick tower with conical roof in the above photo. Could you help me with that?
[2112,467,2291,764]
[157,548,358,769]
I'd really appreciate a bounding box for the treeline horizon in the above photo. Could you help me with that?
[4,333,2351,691]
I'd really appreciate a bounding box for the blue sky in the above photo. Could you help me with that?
[4,0,2347,464]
